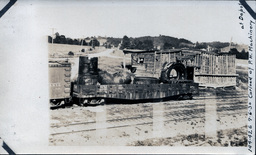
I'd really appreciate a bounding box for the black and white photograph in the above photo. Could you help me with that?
[0,0,255,154]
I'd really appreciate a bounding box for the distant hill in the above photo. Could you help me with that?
[48,32,248,59]
[135,35,193,49]
[207,41,230,49]
[106,35,193,50]
[106,35,248,52]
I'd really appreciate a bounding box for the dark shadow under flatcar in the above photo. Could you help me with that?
[103,93,193,104]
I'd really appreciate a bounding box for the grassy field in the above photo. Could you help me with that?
[48,43,107,57]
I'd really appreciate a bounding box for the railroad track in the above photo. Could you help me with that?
[50,106,246,136]
[50,101,205,127]
[50,95,248,136]
[50,112,205,136]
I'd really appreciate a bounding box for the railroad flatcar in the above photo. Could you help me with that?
[49,49,199,108]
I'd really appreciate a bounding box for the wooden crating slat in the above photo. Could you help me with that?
[145,84,152,90]
[134,90,141,99]
[124,84,134,89]
[107,85,117,95]
[117,90,125,99]
[167,87,172,96]
[145,89,153,99]
[96,85,107,97]
[152,84,161,89]
[134,84,143,91]
[160,84,168,92]
[153,90,160,98]
[82,85,96,96]
[125,88,134,100]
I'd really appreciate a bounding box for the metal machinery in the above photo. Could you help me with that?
[49,49,199,107]
[72,49,199,105]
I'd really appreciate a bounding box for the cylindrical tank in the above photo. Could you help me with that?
[89,57,98,75]
[77,75,98,85]
[78,56,99,85]
[78,56,98,75]
[78,56,90,75]
[133,77,160,84]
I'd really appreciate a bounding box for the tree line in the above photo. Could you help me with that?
[120,36,154,50]
[48,33,248,59]
[119,35,248,59]
[118,35,194,50]
[229,48,248,59]
[48,32,100,48]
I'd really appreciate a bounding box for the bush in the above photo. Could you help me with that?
[68,51,74,56]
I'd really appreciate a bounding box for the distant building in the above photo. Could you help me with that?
[84,37,91,43]
[207,45,219,52]
[97,36,107,46]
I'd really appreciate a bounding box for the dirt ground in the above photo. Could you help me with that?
[49,89,248,146]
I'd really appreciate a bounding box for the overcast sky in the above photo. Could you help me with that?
[1,0,255,44]
[32,0,256,44]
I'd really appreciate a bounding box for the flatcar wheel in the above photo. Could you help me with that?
[88,99,101,105]
[188,94,193,100]
[64,97,73,106]
[79,98,87,106]
[178,94,193,100]
[50,99,58,105]
[65,98,70,103]
[50,99,64,110]
[73,98,86,106]
[182,94,190,100]
[178,95,183,100]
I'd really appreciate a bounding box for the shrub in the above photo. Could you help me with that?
[68,51,74,56]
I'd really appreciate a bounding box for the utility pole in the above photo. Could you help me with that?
[50,28,56,55]
[81,35,85,47]
[228,37,233,52]
[80,35,86,53]
[50,28,56,44]
[92,36,95,47]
